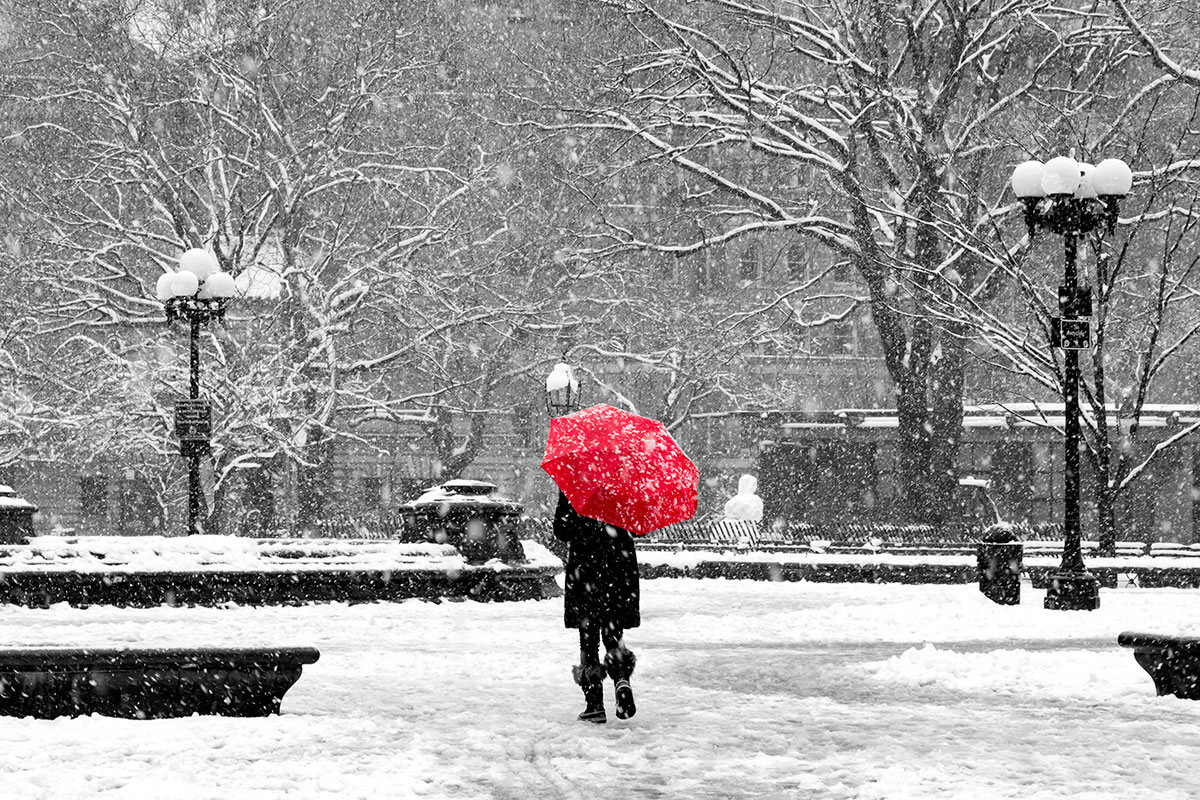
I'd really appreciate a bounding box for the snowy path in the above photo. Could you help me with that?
[1,580,1199,799]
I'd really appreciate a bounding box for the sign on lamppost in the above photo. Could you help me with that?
[174,397,212,456]
[1051,317,1092,350]
[1052,285,1093,350]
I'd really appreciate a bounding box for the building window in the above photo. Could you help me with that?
[787,245,806,282]
[361,476,383,508]
[760,441,878,524]
[856,311,879,356]
[706,417,733,453]
[738,246,759,282]
[815,319,854,356]
[833,319,854,355]
[993,441,1034,523]
[513,402,536,449]
[80,476,108,518]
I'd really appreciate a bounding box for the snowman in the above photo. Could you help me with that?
[723,474,763,522]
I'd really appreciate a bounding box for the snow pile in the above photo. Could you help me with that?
[860,642,1149,701]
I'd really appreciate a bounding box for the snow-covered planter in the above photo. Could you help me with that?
[400,480,526,565]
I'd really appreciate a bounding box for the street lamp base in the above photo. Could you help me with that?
[1043,570,1101,611]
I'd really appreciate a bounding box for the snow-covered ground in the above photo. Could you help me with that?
[2,577,1199,799]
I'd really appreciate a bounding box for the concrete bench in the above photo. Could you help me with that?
[1118,632,1200,699]
[0,646,320,719]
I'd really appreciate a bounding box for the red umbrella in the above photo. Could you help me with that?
[541,404,699,535]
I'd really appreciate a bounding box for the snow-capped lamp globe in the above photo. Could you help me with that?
[545,362,581,417]
[156,247,236,325]
[1009,155,1132,238]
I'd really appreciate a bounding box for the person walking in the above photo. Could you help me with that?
[552,490,639,724]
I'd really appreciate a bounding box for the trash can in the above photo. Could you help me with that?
[400,479,525,565]
[977,522,1022,605]
[0,485,38,545]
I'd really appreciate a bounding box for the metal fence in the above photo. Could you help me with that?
[297,514,1064,548]
[637,519,1068,548]
[235,514,1200,561]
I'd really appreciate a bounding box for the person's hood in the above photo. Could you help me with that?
[737,474,757,495]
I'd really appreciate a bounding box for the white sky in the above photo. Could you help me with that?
[1,573,1198,799]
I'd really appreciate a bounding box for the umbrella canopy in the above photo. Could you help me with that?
[541,404,699,535]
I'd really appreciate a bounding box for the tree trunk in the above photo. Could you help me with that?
[245,466,276,536]
[296,431,335,531]
[928,328,967,529]
[207,460,225,537]
[428,406,488,482]
[895,387,934,523]
[1095,474,1118,558]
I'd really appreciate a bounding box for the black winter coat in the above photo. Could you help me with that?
[553,492,640,631]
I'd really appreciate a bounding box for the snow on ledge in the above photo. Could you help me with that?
[1,536,561,574]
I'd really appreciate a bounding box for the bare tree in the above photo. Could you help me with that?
[0,0,556,530]
[526,0,1141,524]
[909,2,1200,552]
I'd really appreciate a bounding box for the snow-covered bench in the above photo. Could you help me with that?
[1023,540,1147,558]
[1118,632,1200,700]
[0,646,320,719]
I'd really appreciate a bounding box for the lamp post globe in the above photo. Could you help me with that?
[1010,160,1046,198]
[1041,156,1081,195]
[1093,159,1133,196]
[155,272,176,301]
[1010,153,1132,610]
[179,247,219,280]
[198,271,236,300]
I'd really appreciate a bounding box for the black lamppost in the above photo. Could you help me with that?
[1010,155,1133,611]
[156,248,236,535]
[545,362,581,417]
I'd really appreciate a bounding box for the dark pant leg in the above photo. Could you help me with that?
[579,625,601,667]
[600,625,623,655]
[582,622,626,667]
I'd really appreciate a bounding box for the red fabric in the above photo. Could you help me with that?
[541,404,699,535]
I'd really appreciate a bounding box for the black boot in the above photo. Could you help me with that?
[572,664,607,724]
[605,648,637,720]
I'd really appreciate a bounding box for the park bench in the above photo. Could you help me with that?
[1117,632,1200,700]
[1149,542,1200,558]
[0,646,319,719]
[709,520,755,548]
